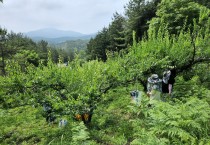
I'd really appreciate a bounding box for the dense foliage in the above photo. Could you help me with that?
[148,0,210,35]
[86,0,210,62]
[0,30,87,75]
[0,0,210,144]
[51,39,89,62]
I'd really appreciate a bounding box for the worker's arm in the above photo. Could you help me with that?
[147,83,151,97]
[168,84,173,95]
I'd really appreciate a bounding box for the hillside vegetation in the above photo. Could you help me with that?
[0,0,210,144]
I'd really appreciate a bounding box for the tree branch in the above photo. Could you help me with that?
[176,57,210,74]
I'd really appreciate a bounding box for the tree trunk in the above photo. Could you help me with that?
[0,44,6,75]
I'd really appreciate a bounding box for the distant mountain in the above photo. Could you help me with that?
[25,28,85,38]
[24,28,96,44]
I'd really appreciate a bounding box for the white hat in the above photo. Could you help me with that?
[163,70,171,83]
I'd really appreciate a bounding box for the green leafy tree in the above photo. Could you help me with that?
[52,39,89,62]
[148,0,210,35]
[86,13,127,61]
[6,32,39,67]
[122,16,210,90]
[194,0,210,8]
[37,40,49,65]
[124,0,161,42]
[56,48,69,63]
[0,28,7,75]
[86,28,110,61]
[107,12,127,52]
[50,48,59,63]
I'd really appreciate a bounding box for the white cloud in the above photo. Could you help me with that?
[0,0,129,34]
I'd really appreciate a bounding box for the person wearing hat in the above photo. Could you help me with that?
[147,74,162,101]
[162,69,176,96]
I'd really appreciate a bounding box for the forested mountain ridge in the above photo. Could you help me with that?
[0,0,210,144]
[24,28,96,44]
[50,39,89,62]
[52,39,89,51]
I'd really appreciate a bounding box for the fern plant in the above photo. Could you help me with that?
[147,97,210,144]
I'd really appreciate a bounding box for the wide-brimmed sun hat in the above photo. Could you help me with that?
[151,74,159,80]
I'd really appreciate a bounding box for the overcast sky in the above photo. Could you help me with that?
[0,0,130,34]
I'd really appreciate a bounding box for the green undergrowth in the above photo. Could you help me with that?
[1,106,57,144]
[0,105,93,145]
[0,85,210,144]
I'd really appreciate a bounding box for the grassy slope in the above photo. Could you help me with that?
[0,105,71,144]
